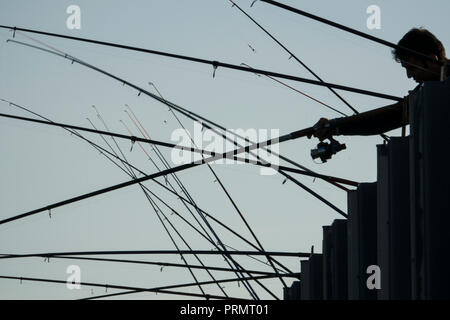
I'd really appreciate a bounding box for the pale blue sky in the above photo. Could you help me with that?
[0,0,449,299]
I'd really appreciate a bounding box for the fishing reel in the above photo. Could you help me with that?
[311,137,346,163]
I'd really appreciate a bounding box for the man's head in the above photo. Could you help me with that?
[393,28,446,83]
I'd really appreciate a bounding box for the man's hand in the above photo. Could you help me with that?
[308,117,334,141]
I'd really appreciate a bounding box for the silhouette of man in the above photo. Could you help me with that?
[310,28,449,140]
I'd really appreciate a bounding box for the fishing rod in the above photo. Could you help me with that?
[0,254,281,276]
[92,107,220,274]
[127,100,249,256]
[0,99,291,272]
[85,115,214,294]
[1,99,294,276]
[86,270,300,301]
[5,38,351,218]
[122,108,266,298]
[0,275,243,300]
[140,163,293,274]
[103,111,270,300]
[1,254,300,300]
[79,115,280,297]
[0,109,348,226]
[81,126,347,280]
[142,186,229,298]
[232,156,358,186]
[133,182,277,300]
[90,106,139,178]
[0,111,216,156]
[127,191,266,300]
[0,25,402,101]
[0,108,287,297]
[136,180,259,299]
[6,38,350,193]
[18,103,207,297]
[123,107,225,256]
[230,4,390,142]
[87,113,222,299]
[126,81,342,291]
[0,110,354,184]
[134,88,288,291]
[119,115,225,254]
[121,113,213,236]
[2,22,312,292]
[142,173,292,275]
[85,269,301,300]
[230,0,352,115]
[0,250,310,259]
[100,145,276,298]
[259,0,449,69]
[3,99,291,283]
[0,105,316,299]
[0,250,303,298]
[144,80,351,192]
[86,118,217,289]
[3,101,282,293]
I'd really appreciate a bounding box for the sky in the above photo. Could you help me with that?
[0,0,449,300]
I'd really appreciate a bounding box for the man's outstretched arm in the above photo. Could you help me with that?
[311,100,407,140]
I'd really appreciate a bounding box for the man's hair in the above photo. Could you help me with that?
[393,28,446,63]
